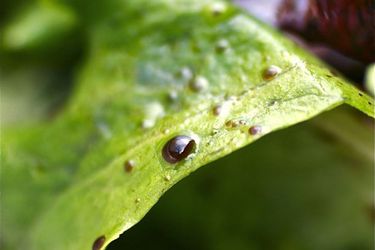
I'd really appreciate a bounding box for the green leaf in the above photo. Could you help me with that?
[2,1,76,52]
[2,1,374,249]
[108,111,373,250]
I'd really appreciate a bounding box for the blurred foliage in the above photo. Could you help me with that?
[0,0,374,250]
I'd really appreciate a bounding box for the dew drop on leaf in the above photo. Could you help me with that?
[213,102,230,116]
[216,39,229,53]
[190,76,209,92]
[124,160,135,173]
[92,235,105,250]
[162,135,196,164]
[210,2,227,16]
[141,119,155,129]
[141,102,165,129]
[168,90,178,101]
[262,65,281,80]
[179,67,193,80]
[248,125,262,135]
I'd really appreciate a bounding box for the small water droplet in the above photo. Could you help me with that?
[168,90,178,101]
[142,102,165,129]
[190,76,209,92]
[164,175,171,181]
[226,119,247,128]
[248,125,262,135]
[216,39,229,53]
[262,65,281,80]
[162,135,196,164]
[92,236,106,250]
[211,129,219,135]
[124,160,135,173]
[225,120,238,128]
[268,99,277,106]
[179,67,193,80]
[213,102,229,116]
[210,2,227,16]
[96,122,112,139]
[135,198,141,203]
[142,119,155,129]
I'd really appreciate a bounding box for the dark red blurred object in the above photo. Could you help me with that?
[235,0,375,82]
[277,0,375,63]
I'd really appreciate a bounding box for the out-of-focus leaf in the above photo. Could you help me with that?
[1,1,374,250]
[2,1,76,52]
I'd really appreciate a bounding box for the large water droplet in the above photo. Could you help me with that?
[162,135,196,164]
[263,65,281,80]
[92,236,105,250]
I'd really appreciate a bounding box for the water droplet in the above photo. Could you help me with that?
[225,120,238,128]
[164,175,171,181]
[141,119,155,129]
[211,129,219,135]
[124,160,135,173]
[92,236,105,250]
[213,102,230,116]
[262,65,281,80]
[142,102,165,129]
[179,67,193,80]
[248,125,262,135]
[216,39,229,53]
[96,122,112,139]
[210,2,227,16]
[238,120,247,125]
[135,198,141,203]
[226,119,247,128]
[168,90,178,101]
[268,99,277,106]
[190,76,209,92]
[162,135,196,164]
